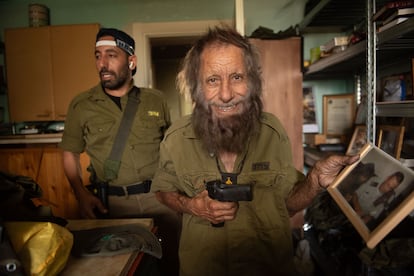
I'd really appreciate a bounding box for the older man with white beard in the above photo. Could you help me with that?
[151,26,358,276]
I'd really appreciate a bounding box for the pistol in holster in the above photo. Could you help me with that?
[86,181,109,218]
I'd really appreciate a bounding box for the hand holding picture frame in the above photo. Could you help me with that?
[327,143,414,249]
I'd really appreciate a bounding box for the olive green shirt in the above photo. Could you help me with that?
[152,112,305,276]
[59,84,170,186]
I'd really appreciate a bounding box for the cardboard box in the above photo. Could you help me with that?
[323,36,349,53]
[303,133,326,146]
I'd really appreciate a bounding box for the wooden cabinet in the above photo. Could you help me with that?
[5,27,54,121]
[5,24,99,121]
[250,38,303,172]
[0,146,90,219]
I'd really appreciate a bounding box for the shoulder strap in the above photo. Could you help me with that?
[103,87,141,181]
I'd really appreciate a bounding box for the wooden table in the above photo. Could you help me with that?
[61,218,154,276]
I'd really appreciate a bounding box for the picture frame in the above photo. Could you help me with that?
[412,58,414,82]
[328,143,414,249]
[303,86,319,133]
[377,125,405,159]
[409,58,414,100]
[379,75,405,102]
[346,125,367,155]
[323,94,355,136]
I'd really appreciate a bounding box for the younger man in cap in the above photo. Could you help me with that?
[60,27,181,275]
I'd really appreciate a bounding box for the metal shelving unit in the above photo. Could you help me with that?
[302,0,414,142]
[368,1,414,144]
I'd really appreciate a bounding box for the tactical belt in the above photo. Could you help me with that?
[107,180,152,196]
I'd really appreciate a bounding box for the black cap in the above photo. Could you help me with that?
[96,28,135,56]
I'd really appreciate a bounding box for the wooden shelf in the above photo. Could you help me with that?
[378,17,414,48]
[304,42,366,78]
[304,17,414,80]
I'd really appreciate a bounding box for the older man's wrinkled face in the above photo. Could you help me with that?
[200,44,249,118]
[192,43,258,154]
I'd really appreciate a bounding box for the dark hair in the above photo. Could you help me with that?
[177,25,263,111]
[392,171,405,183]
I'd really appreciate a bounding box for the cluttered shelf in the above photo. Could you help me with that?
[302,0,414,79]
[378,15,414,46]
[304,16,414,79]
[304,41,365,78]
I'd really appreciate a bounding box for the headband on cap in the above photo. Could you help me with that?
[95,39,134,55]
[96,28,135,56]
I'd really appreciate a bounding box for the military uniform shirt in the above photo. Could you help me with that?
[151,112,305,276]
[60,84,171,186]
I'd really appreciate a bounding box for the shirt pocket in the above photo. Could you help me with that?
[136,108,168,130]
[181,172,219,226]
[83,119,115,148]
[241,171,291,228]
[128,141,160,176]
[132,115,166,142]
[181,172,219,197]
[128,117,166,173]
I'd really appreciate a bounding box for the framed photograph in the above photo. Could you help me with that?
[412,58,414,80]
[408,58,414,100]
[377,125,405,159]
[412,58,414,83]
[379,75,405,102]
[303,86,319,133]
[323,94,355,136]
[327,143,414,249]
[346,125,367,155]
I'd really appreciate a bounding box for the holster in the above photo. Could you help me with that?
[86,181,109,218]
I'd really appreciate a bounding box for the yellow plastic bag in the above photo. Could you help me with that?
[5,221,73,276]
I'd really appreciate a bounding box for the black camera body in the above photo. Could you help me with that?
[206,180,253,202]
[205,180,253,227]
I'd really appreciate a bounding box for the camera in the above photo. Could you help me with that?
[205,180,253,227]
[205,180,253,202]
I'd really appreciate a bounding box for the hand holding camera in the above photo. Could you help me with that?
[205,180,253,227]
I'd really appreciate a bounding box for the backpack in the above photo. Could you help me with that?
[0,171,50,220]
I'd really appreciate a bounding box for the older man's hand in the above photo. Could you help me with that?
[312,154,360,189]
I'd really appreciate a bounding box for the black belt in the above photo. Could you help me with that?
[107,180,152,196]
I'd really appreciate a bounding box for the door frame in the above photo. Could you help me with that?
[130,20,233,88]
